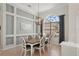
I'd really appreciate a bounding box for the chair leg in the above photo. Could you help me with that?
[39,48,41,56]
[24,49,26,56]
[32,49,34,56]
[21,47,24,56]
[43,47,45,54]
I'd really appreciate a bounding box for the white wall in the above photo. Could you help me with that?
[68,3,79,43]
[0,4,1,26]
[68,4,76,43]
[39,4,69,42]
[0,3,2,49]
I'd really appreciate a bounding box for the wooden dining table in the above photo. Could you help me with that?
[26,38,40,56]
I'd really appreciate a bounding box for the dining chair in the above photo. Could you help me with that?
[21,37,31,56]
[34,35,40,40]
[28,35,33,40]
[45,34,50,44]
[46,33,50,37]
[33,37,46,56]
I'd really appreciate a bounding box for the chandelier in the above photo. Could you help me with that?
[35,3,42,25]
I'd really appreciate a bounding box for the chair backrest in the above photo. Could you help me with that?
[40,37,46,47]
[28,35,33,40]
[35,35,40,40]
[24,36,28,42]
[51,32,56,39]
[46,34,50,37]
[21,37,27,47]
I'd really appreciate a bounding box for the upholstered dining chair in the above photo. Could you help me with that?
[28,35,33,40]
[45,34,50,44]
[21,37,31,56]
[34,35,40,40]
[33,37,46,56]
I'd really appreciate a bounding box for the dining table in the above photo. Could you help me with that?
[26,38,40,56]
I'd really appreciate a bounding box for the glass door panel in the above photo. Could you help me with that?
[6,14,14,35]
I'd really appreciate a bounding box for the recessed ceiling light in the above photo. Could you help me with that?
[27,5,31,7]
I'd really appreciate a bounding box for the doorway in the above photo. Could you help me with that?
[59,15,65,43]
[42,15,65,44]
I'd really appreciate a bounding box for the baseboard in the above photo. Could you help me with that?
[2,44,22,50]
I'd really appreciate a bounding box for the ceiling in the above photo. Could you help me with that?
[24,3,57,12]
[12,3,59,15]
[11,3,67,16]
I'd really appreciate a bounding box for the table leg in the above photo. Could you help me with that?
[31,45,33,56]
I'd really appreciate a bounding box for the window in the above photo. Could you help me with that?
[46,16,59,22]
[6,4,14,13]
[16,17,33,34]
[6,37,14,45]
[6,14,14,35]
[16,36,22,45]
